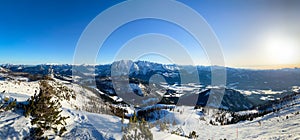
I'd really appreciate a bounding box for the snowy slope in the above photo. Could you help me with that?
[62,109,123,140]
[150,105,300,140]
[0,79,124,139]
[0,81,39,101]
[1,77,300,139]
[0,107,123,139]
[152,92,300,140]
[0,111,31,139]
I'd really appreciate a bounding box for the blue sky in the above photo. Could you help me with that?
[0,0,299,69]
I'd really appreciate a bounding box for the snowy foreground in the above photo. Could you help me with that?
[1,80,300,140]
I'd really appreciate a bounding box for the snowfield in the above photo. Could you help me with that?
[62,109,123,140]
[156,106,300,139]
[0,81,39,101]
[0,78,300,139]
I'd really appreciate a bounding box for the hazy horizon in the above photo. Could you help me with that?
[1,59,300,71]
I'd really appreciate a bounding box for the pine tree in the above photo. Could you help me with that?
[172,119,177,126]
[121,112,125,124]
[24,80,70,138]
[133,111,137,123]
[129,117,133,123]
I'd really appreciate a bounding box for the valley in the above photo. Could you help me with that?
[1,61,300,139]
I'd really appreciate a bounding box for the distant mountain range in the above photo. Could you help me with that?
[1,60,300,112]
[2,60,300,91]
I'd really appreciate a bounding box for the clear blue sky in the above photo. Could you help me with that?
[0,0,299,69]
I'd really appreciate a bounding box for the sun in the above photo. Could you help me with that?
[265,35,297,65]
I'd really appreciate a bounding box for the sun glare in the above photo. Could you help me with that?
[265,35,297,65]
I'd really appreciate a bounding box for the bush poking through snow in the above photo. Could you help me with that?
[188,131,198,139]
[122,121,153,140]
[0,98,17,112]
[82,95,113,115]
[122,112,153,140]
[159,121,167,131]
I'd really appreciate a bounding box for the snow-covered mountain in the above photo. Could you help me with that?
[2,61,300,91]
[196,88,254,111]
[159,88,254,111]
[1,61,300,139]
[0,67,9,73]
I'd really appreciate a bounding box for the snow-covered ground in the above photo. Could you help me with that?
[238,89,284,95]
[0,79,123,139]
[0,107,123,139]
[0,81,39,101]
[152,105,300,140]
[0,78,300,139]
[62,109,123,140]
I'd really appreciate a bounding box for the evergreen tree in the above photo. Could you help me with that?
[121,112,125,124]
[24,80,70,139]
[133,111,137,123]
